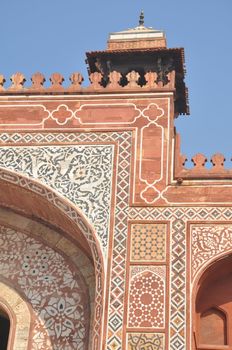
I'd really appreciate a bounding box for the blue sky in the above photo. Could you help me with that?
[1,0,232,165]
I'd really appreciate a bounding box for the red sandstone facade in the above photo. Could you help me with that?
[0,17,230,350]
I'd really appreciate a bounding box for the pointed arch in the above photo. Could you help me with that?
[0,167,105,350]
[193,254,232,349]
[0,282,31,350]
[199,307,227,345]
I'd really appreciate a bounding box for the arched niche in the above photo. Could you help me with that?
[0,283,31,350]
[194,254,232,350]
[199,307,227,346]
[0,305,10,350]
[0,168,105,350]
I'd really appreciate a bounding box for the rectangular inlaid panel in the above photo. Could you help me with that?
[127,332,165,349]
[0,144,115,250]
[128,266,165,328]
[130,223,167,262]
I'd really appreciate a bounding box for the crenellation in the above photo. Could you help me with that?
[88,71,103,89]
[68,72,84,91]
[108,70,122,89]
[49,72,65,90]
[144,71,158,88]
[9,72,26,90]
[210,153,226,170]
[167,70,175,89]
[31,72,45,89]
[126,70,140,88]
[191,153,208,170]
[175,136,232,179]
[0,75,5,91]
[0,68,177,94]
[174,133,232,179]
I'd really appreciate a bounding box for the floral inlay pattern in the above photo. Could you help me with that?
[191,225,232,280]
[128,332,165,350]
[0,225,89,349]
[0,145,114,249]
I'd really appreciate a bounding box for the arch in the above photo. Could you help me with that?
[0,282,31,350]
[0,167,105,350]
[0,222,92,349]
[0,208,97,349]
[199,307,227,345]
[193,254,232,349]
[0,305,10,350]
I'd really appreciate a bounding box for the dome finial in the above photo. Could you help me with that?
[139,10,144,26]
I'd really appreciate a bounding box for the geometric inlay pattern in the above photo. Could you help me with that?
[0,130,132,349]
[170,219,186,350]
[128,332,165,350]
[128,207,232,350]
[191,224,232,281]
[0,145,114,249]
[128,207,232,221]
[131,223,166,262]
[128,266,165,328]
[127,207,232,350]
[0,224,89,349]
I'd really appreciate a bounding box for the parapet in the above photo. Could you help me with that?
[0,70,176,93]
[174,132,232,180]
